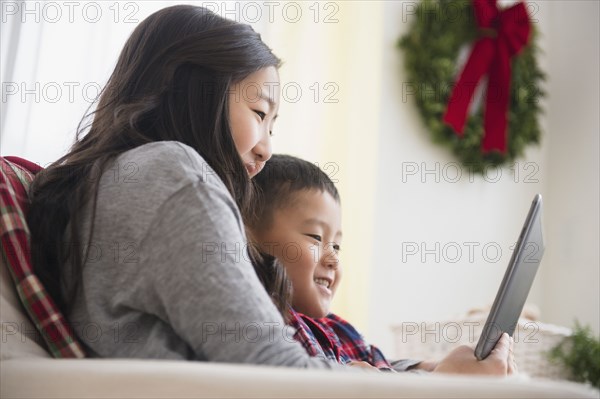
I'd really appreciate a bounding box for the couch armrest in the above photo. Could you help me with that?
[1,358,598,398]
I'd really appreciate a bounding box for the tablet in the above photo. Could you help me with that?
[474,194,545,360]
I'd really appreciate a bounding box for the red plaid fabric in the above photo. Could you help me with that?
[289,308,392,370]
[0,156,86,358]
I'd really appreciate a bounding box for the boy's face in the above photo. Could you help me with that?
[256,189,342,318]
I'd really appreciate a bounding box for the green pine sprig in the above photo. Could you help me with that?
[549,321,600,388]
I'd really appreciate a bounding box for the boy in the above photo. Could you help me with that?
[249,154,433,372]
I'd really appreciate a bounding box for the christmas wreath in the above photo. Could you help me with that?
[398,0,545,173]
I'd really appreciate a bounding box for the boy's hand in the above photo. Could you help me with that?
[412,360,439,372]
[432,333,517,376]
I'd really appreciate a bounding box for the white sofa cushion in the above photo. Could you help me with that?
[2,358,598,399]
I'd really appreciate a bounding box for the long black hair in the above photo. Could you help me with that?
[27,5,281,316]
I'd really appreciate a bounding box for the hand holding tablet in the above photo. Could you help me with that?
[434,332,517,375]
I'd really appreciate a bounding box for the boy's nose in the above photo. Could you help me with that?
[326,260,339,270]
[322,246,340,269]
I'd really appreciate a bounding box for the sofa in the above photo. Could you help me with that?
[1,156,598,399]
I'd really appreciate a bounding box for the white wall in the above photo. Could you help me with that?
[540,0,600,336]
[367,1,599,356]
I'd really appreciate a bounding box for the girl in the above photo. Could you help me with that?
[27,5,337,368]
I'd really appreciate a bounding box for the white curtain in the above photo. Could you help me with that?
[1,1,203,164]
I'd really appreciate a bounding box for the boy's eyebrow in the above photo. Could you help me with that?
[302,218,326,228]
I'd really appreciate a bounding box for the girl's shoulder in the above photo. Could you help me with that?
[114,141,223,189]
[88,140,237,245]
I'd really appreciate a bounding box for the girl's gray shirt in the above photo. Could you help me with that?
[66,141,342,369]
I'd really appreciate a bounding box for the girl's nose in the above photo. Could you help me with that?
[253,131,272,162]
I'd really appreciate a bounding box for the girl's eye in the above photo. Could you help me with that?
[333,244,341,252]
[254,110,266,121]
[305,234,322,242]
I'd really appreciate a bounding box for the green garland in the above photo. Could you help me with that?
[398,0,545,173]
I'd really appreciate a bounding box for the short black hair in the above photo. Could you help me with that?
[250,154,340,229]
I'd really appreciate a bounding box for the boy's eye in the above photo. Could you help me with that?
[333,244,341,252]
[254,110,266,121]
[305,234,322,242]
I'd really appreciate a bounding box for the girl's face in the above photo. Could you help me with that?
[255,190,343,318]
[229,66,280,178]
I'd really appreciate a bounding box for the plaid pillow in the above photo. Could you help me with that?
[0,157,85,358]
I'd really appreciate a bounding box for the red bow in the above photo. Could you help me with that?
[443,0,531,153]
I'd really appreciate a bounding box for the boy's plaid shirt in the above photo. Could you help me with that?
[289,308,393,370]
